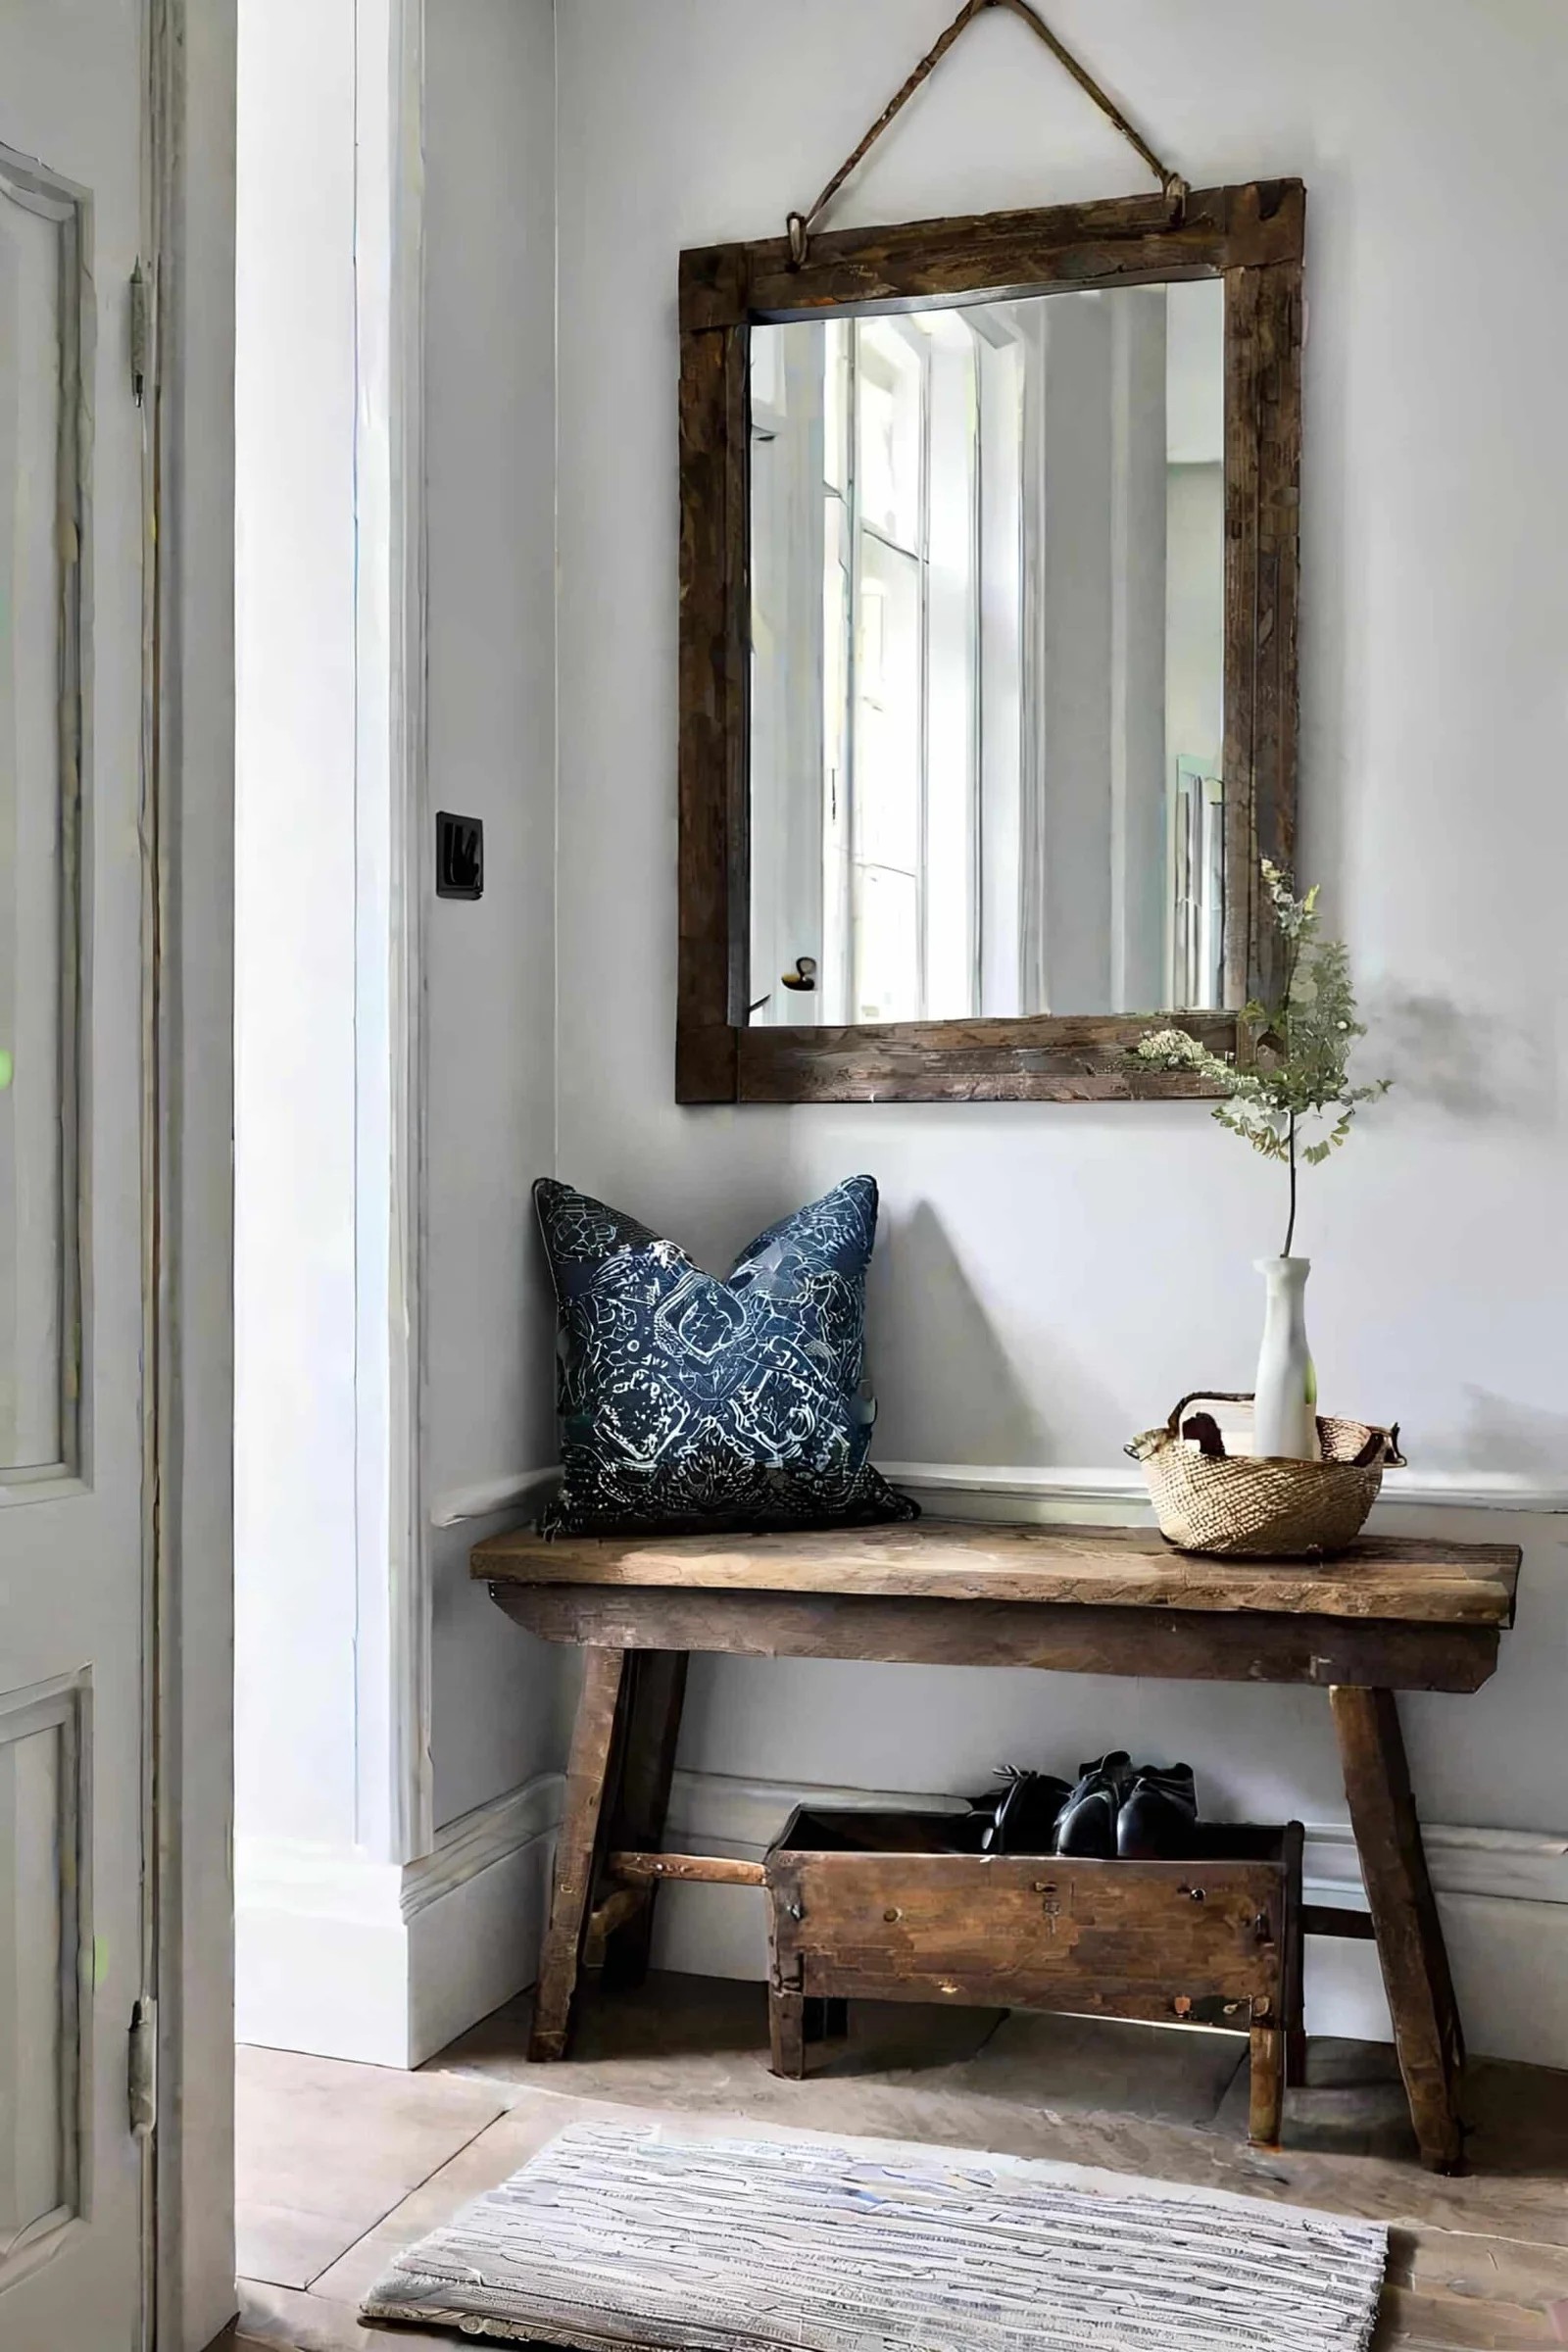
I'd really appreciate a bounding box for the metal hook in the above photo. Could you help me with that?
[786,210,809,270]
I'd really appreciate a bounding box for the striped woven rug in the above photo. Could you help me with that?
[362,2118,1386,2352]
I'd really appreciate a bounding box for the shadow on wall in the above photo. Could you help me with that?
[866,1199,1121,1465]
[1366,985,1557,1127]
[1460,1390,1568,1478]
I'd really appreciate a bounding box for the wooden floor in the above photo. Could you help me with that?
[229,1971,1568,2350]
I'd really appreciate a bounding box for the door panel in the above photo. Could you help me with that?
[0,139,82,1479]
[0,4,151,2344]
[0,1676,85,2260]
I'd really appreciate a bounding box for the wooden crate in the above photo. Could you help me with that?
[763,1807,1304,2148]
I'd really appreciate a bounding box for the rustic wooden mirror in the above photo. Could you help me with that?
[677,177,1303,1104]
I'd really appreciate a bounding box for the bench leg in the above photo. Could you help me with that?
[1249,2025,1286,2148]
[601,1650,689,1990]
[770,1988,808,2080]
[1284,1833,1308,2089]
[529,1646,628,2063]
[1331,1685,1465,2172]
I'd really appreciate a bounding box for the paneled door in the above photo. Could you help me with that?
[0,5,157,2346]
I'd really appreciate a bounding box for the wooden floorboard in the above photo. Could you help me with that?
[235,1976,1568,2352]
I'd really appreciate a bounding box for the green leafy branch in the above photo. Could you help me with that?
[1134,861,1390,1256]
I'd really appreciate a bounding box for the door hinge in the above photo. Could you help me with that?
[128,1995,158,2137]
[129,262,150,408]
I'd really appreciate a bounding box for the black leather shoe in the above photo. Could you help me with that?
[982,1767,1072,1854]
[1116,1763,1199,1858]
[947,1803,997,1854]
[1054,1751,1132,1857]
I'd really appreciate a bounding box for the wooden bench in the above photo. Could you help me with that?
[473,1516,1522,2172]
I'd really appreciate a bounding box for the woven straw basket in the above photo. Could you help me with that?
[1128,1391,1406,1559]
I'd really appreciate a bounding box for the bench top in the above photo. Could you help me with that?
[472,1517,1521,1628]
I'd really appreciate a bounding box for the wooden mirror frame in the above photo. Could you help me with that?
[677,179,1303,1104]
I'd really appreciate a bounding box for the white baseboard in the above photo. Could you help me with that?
[1298,1819,1568,2065]
[404,1775,562,2061]
[236,1772,563,2066]
[235,1850,416,2067]
[406,1827,555,2063]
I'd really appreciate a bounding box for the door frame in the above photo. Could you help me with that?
[143,2,238,2347]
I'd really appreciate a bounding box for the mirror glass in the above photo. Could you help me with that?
[748,277,1225,1027]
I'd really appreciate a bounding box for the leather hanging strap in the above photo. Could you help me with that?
[786,0,1188,268]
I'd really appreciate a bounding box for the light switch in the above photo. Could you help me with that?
[436,810,483,900]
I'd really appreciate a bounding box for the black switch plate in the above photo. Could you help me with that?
[436,810,483,900]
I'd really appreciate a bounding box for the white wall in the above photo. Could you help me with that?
[422,0,564,1833]
[234,0,564,2064]
[234,0,361,1860]
[554,0,1568,2046]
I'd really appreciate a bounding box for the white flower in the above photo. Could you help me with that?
[1134,1028,1204,1066]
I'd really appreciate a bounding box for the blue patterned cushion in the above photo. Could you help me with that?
[533,1175,916,1537]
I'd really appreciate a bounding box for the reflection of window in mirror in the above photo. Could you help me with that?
[748,276,1227,1026]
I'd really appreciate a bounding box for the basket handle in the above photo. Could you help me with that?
[1164,1391,1255,1437]
[1151,1393,1408,1468]
[1124,1391,1255,1463]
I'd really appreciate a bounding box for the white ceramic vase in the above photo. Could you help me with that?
[1253,1257,1320,1460]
